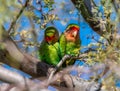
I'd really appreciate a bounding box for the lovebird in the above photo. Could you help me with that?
[38,26,61,66]
[59,24,81,66]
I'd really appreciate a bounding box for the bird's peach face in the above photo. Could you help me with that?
[65,26,79,42]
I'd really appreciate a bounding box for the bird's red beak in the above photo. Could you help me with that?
[71,26,79,37]
[45,35,55,44]
[73,31,78,37]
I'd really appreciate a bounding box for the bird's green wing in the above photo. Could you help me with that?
[59,33,67,57]
[66,40,81,56]
[38,41,46,61]
[46,43,60,66]
[38,41,60,66]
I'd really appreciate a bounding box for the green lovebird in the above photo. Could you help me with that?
[59,24,81,66]
[38,26,61,66]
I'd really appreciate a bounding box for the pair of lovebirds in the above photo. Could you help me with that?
[38,23,81,68]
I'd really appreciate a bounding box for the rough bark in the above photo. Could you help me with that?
[0,26,49,77]
[71,0,106,36]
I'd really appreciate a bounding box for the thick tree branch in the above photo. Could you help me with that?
[0,26,42,77]
[0,66,32,85]
[0,66,52,91]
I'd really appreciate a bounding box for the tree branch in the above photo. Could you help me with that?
[71,0,101,34]
[8,0,30,34]
[0,66,52,91]
[0,66,32,85]
[71,0,109,39]
[0,26,43,77]
[48,54,88,83]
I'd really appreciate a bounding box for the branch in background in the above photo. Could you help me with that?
[0,66,51,91]
[14,39,24,43]
[71,0,115,45]
[29,16,38,44]
[112,0,120,21]
[36,0,44,17]
[91,36,105,45]
[71,0,105,36]
[8,0,30,34]
[18,0,24,6]
[83,48,97,53]
[105,59,120,77]
[0,83,50,91]
[0,66,32,85]
[0,26,41,77]
[112,0,120,12]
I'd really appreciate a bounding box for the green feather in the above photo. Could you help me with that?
[59,24,81,66]
[38,42,60,66]
[59,34,81,66]
[38,26,60,66]
[59,33,66,57]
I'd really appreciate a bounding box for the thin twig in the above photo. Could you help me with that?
[8,0,30,34]
[18,0,24,6]
[14,39,24,42]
